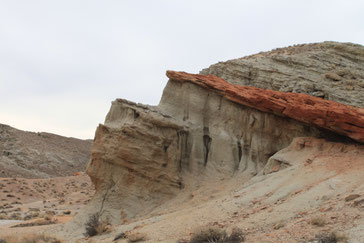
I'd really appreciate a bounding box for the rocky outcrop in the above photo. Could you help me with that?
[60,42,364,241]
[166,71,364,143]
[83,71,363,224]
[0,124,92,178]
[67,42,364,231]
[200,42,364,108]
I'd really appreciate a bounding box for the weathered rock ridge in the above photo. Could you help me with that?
[83,70,363,225]
[200,41,364,108]
[166,71,364,143]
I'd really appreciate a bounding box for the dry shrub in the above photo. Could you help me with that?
[310,217,326,227]
[84,212,110,237]
[0,234,61,243]
[113,232,127,241]
[310,232,349,243]
[189,227,244,243]
[273,220,285,230]
[127,232,147,242]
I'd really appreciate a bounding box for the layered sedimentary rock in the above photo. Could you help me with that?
[76,42,364,228]
[84,73,363,224]
[166,71,364,143]
[200,42,364,107]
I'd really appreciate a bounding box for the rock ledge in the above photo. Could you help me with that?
[167,71,364,143]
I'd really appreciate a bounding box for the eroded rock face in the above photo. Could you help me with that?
[166,71,364,143]
[200,42,364,108]
[83,72,355,224]
[86,100,186,219]
[81,42,364,226]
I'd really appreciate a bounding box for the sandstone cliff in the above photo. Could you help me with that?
[0,124,92,178]
[60,42,364,242]
[200,42,364,108]
[83,72,363,227]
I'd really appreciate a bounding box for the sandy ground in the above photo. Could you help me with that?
[0,141,363,243]
[0,174,93,239]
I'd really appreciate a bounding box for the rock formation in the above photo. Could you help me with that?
[200,41,364,108]
[84,48,363,225]
[166,71,364,143]
[0,124,92,178]
[57,42,364,242]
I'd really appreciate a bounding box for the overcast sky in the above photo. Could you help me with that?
[0,0,363,139]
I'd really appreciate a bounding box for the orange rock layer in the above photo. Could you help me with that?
[166,71,364,143]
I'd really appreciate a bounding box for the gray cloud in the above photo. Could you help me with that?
[0,0,363,138]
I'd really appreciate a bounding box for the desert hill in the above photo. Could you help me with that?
[1,42,363,243]
[0,123,92,178]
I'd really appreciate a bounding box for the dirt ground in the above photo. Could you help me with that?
[0,173,93,239]
[0,142,363,243]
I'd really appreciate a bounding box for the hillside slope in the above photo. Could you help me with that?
[0,124,92,178]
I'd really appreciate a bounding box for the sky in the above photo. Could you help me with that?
[0,0,363,139]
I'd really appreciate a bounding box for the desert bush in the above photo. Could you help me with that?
[310,232,348,243]
[127,232,147,242]
[273,220,285,230]
[9,212,21,220]
[84,212,109,237]
[31,212,40,218]
[310,217,326,227]
[113,232,127,241]
[189,227,244,243]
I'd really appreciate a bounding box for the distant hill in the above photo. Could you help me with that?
[0,123,92,178]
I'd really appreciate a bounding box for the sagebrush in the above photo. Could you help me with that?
[84,212,109,237]
[189,227,244,243]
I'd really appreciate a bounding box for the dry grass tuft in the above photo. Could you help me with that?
[310,231,349,243]
[189,226,244,243]
[113,232,127,241]
[127,232,147,242]
[273,220,286,230]
[310,217,326,227]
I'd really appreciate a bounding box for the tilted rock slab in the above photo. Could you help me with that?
[167,71,364,143]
